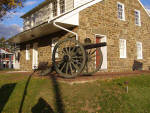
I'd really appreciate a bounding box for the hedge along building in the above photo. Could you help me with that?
[9,0,150,72]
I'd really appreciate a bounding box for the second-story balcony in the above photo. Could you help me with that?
[22,0,72,31]
[21,0,94,31]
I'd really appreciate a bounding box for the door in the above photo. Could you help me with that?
[32,43,38,69]
[96,35,107,70]
[96,37,101,67]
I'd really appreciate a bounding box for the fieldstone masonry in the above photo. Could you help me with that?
[19,0,150,72]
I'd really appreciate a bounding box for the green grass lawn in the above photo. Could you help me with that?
[0,72,150,113]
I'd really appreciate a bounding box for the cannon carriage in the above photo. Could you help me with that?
[40,37,106,78]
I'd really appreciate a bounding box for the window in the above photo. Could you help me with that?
[32,43,38,69]
[136,42,143,59]
[52,38,59,58]
[52,1,57,17]
[135,10,141,26]
[26,44,30,60]
[117,2,125,20]
[119,39,126,58]
[31,14,36,27]
[60,0,65,14]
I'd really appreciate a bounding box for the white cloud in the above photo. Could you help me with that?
[24,1,37,6]
[4,12,24,18]
[0,23,23,39]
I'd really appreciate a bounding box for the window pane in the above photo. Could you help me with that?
[52,1,57,17]
[135,10,141,25]
[117,3,124,20]
[60,0,65,14]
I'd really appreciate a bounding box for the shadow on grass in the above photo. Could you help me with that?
[30,73,65,113]
[37,62,65,113]
[31,97,54,113]
[50,74,65,113]
[0,83,16,113]
[18,65,65,113]
[18,72,35,113]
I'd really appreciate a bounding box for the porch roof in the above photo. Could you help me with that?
[9,22,76,44]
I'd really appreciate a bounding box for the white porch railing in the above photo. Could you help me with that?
[23,0,93,31]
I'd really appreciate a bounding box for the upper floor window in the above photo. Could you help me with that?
[135,10,141,26]
[52,1,57,17]
[60,0,65,14]
[136,42,143,59]
[117,2,125,21]
[119,39,126,58]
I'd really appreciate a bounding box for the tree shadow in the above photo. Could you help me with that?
[18,72,35,113]
[31,97,54,113]
[49,74,65,113]
[0,83,16,113]
[37,62,65,113]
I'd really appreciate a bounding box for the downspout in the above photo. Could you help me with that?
[48,0,101,40]
[52,21,78,40]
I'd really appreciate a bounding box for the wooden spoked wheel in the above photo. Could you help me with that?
[83,48,103,75]
[52,38,86,78]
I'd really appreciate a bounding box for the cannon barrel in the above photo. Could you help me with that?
[83,42,107,50]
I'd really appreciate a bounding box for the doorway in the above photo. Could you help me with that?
[95,34,107,70]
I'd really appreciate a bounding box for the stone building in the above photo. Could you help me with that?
[10,0,150,72]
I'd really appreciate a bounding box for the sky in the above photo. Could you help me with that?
[0,0,150,39]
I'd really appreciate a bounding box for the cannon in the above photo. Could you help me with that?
[40,38,107,78]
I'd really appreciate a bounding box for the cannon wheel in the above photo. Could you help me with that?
[52,38,86,78]
[83,48,103,75]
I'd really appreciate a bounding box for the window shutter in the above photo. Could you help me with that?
[26,44,30,60]
[137,42,143,59]
[52,38,58,58]
[120,39,126,58]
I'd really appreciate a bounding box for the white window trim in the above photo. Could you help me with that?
[135,9,141,26]
[32,43,38,69]
[119,39,127,58]
[26,44,30,60]
[51,38,59,58]
[136,42,143,59]
[95,34,107,70]
[117,2,125,21]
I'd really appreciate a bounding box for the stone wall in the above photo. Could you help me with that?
[19,0,150,72]
[76,0,150,72]
[19,31,70,71]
